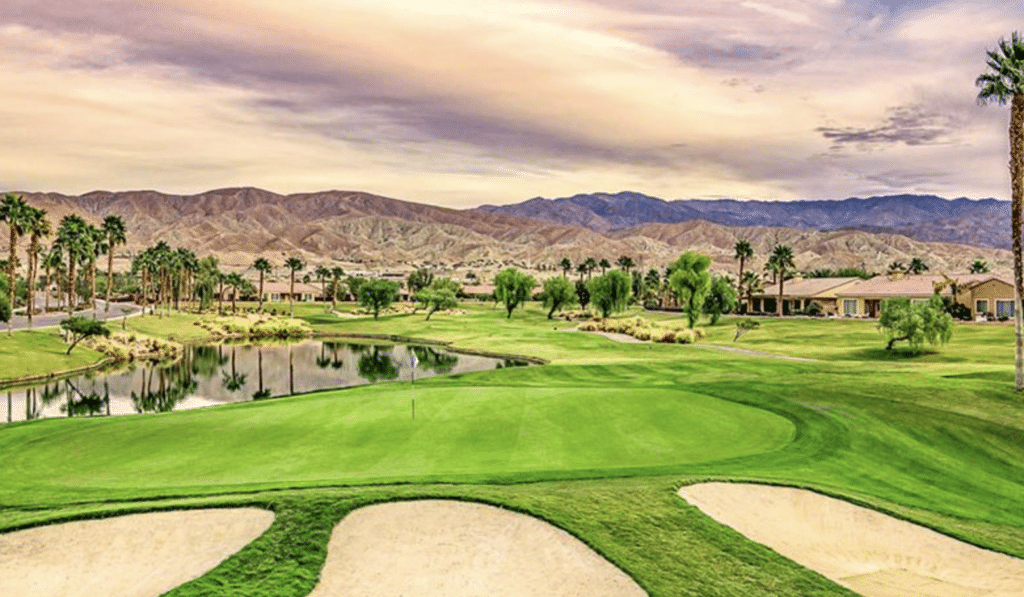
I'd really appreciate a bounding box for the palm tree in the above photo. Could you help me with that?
[315,265,330,306]
[907,257,929,275]
[253,257,272,313]
[583,257,598,280]
[54,215,91,319]
[977,31,1024,391]
[285,257,304,316]
[970,259,990,274]
[24,208,51,328]
[101,215,126,318]
[42,245,62,314]
[598,258,610,274]
[575,262,588,282]
[769,244,795,317]
[733,239,754,306]
[331,266,345,310]
[0,193,29,335]
[175,247,198,312]
[616,255,635,272]
[225,272,245,313]
[887,261,906,275]
[84,223,106,319]
[559,257,572,278]
[741,271,762,314]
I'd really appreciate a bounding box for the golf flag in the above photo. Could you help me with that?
[410,351,419,369]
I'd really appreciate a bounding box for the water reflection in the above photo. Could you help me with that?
[2,339,530,422]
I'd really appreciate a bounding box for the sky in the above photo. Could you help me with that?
[0,0,1021,208]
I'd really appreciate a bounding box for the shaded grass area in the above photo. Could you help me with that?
[0,301,1022,595]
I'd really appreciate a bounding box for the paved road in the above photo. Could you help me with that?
[5,300,144,333]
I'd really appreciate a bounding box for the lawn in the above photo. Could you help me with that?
[0,301,1022,596]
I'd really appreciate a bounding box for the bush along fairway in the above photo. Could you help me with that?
[1,302,1023,596]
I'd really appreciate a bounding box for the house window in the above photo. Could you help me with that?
[976,299,989,315]
[843,299,857,316]
[997,300,1015,319]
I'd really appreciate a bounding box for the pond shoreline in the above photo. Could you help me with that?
[0,329,545,393]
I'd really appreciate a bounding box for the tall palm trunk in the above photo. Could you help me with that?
[26,244,37,327]
[7,228,18,336]
[1011,94,1024,391]
[105,247,114,317]
[737,256,746,314]
[89,259,98,319]
[290,271,296,317]
[258,271,265,313]
[777,267,785,317]
[331,272,339,310]
[43,263,51,314]
[66,255,76,319]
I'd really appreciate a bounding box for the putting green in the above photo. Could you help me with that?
[0,382,793,502]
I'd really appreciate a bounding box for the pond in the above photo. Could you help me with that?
[2,339,530,423]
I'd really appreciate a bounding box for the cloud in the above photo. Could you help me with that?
[0,0,1020,207]
[816,104,961,148]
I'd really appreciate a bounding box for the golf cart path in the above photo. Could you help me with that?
[0,508,274,597]
[307,500,646,597]
[6,300,143,333]
[679,483,1024,597]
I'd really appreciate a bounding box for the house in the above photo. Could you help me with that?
[259,281,325,303]
[834,274,1014,319]
[751,277,863,316]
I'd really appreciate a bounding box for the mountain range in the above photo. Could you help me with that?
[3,187,1012,278]
[476,191,1010,250]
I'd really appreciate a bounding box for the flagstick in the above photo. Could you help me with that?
[411,365,415,420]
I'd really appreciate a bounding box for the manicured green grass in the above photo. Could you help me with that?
[0,330,103,384]
[1,300,1023,596]
[0,376,794,504]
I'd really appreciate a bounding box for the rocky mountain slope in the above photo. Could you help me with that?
[476,191,1010,249]
[3,187,1011,278]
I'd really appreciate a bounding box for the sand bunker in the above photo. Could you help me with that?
[308,499,646,597]
[679,483,1024,597]
[0,508,274,597]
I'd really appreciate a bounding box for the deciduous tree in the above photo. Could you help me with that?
[668,252,712,328]
[542,275,575,319]
[494,268,537,318]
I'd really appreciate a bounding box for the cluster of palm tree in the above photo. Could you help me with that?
[1,193,129,333]
[559,255,636,281]
[730,239,796,317]
[886,257,929,275]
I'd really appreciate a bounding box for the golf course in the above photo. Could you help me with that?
[1,303,1023,596]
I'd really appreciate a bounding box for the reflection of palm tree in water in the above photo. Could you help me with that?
[409,345,459,375]
[252,346,272,400]
[222,345,248,395]
[316,343,332,369]
[131,362,198,413]
[357,346,399,382]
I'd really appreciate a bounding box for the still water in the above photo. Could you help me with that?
[2,339,528,423]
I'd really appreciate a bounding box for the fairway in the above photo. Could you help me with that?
[0,376,794,503]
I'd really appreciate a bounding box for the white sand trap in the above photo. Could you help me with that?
[308,499,647,597]
[0,508,274,597]
[679,483,1024,597]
